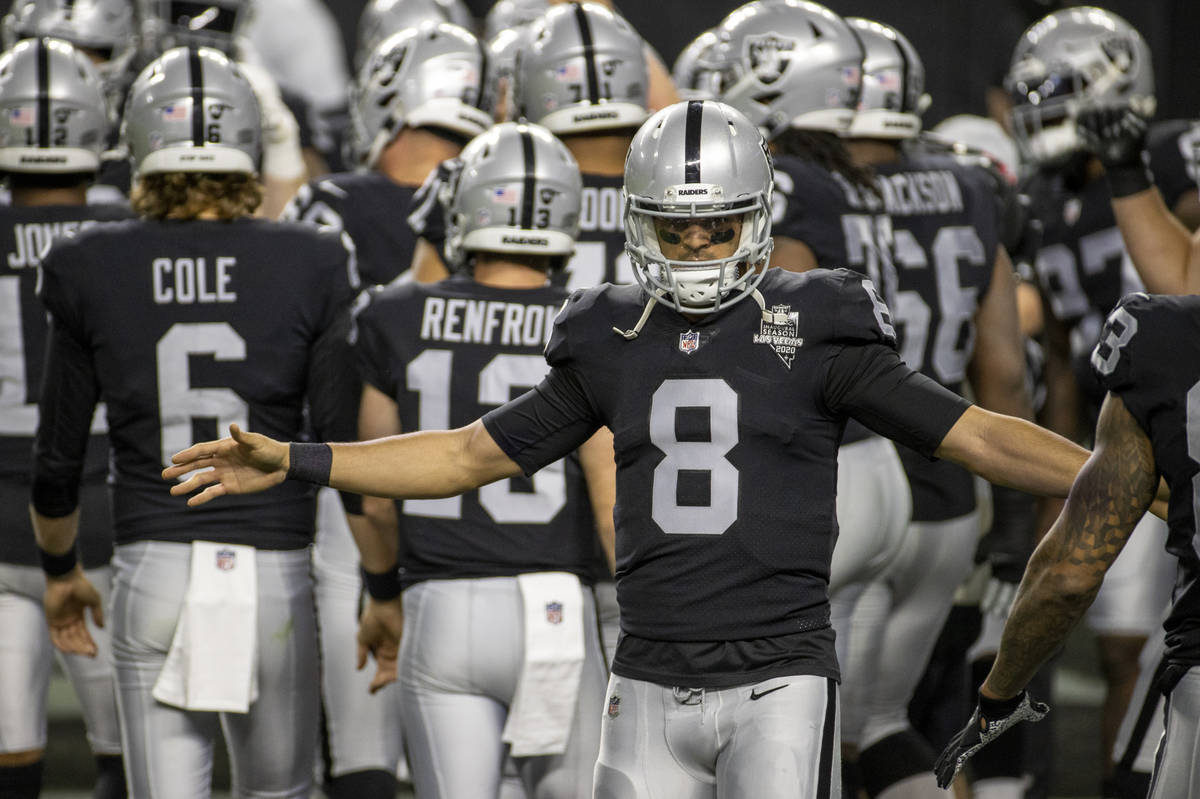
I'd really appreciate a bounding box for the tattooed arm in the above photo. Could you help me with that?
[980,391,1160,700]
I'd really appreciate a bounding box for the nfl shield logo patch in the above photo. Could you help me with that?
[679,330,700,354]
[545,601,563,625]
[215,548,237,571]
[607,694,621,718]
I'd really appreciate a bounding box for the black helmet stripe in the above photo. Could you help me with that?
[519,125,536,229]
[684,100,703,183]
[892,33,910,112]
[573,3,602,102]
[188,46,205,146]
[35,38,50,147]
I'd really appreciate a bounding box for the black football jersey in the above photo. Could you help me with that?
[1146,119,1200,211]
[354,274,598,585]
[32,218,359,549]
[408,168,634,290]
[1092,294,1200,667]
[880,151,1001,521]
[0,202,132,568]
[284,171,419,286]
[482,268,971,687]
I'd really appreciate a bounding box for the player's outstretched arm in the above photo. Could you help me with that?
[1110,188,1200,295]
[165,420,523,507]
[936,406,1089,499]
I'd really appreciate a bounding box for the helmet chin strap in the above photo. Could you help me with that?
[611,276,771,342]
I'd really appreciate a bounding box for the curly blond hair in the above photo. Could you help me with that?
[131,172,263,220]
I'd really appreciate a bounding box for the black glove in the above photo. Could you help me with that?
[1076,106,1153,197]
[933,690,1049,788]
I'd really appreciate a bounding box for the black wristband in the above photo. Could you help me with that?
[287,442,332,485]
[979,690,1024,719]
[360,564,403,601]
[1105,163,1153,198]
[38,545,78,578]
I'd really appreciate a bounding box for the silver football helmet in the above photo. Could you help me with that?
[3,0,138,112]
[349,22,491,168]
[624,100,773,314]
[140,0,251,54]
[672,29,719,102]
[442,121,581,268]
[0,38,109,173]
[846,18,928,139]
[483,0,547,41]
[513,2,648,135]
[702,0,863,139]
[122,45,260,175]
[356,0,474,69]
[1005,6,1155,167]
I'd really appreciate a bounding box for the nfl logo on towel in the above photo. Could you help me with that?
[607,695,621,718]
[215,548,237,571]
[545,601,563,625]
[679,330,700,354]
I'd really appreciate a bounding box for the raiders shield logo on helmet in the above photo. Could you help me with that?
[746,34,796,85]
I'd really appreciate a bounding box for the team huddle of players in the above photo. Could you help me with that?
[1,0,1198,798]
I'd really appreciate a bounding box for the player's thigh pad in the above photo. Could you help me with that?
[0,564,52,753]
[829,437,912,593]
[1148,668,1200,799]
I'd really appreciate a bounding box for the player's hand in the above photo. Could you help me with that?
[357,596,403,694]
[163,424,289,506]
[43,566,103,657]
[1077,105,1149,168]
[934,690,1049,788]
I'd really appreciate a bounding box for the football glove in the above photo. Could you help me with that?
[934,690,1049,788]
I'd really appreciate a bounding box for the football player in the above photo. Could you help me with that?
[834,19,1037,799]
[935,292,1200,799]
[166,100,1094,799]
[353,121,612,799]
[1007,9,1179,786]
[30,46,359,798]
[0,38,129,799]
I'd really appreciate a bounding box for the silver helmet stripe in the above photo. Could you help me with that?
[892,30,910,112]
[573,3,601,102]
[35,38,49,146]
[684,99,702,183]
[188,46,204,146]
[519,125,536,229]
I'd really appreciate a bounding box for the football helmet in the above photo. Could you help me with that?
[442,121,581,269]
[483,0,548,41]
[349,22,491,168]
[2,0,138,112]
[0,38,109,173]
[513,2,648,135]
[1005,6,1155,167]
[846,18,928,139]
[701,0,863,138]
[356,0,474,68]
[123,45,260,175]
[624,100,773,314]
[140,0,250,54]
[672,29,719,102]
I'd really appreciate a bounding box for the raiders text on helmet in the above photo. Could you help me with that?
[0,38,110,173]
[1005,6,1155,167]
[123,45,261,175]
[441,121,582,269]
[624,100,774,314]
[513,2,649,135]
[703,0,863,139]
[355,0,473,69]
[349,21,491,168]
[846,18,929,139]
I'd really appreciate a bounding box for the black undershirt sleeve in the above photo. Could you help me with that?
[482,365,602,477]
[824,342,971,458]
[31,317,101,518]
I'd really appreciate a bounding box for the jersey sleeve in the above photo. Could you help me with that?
[1148,120,1200,210]
[353,290,398,397]
[832,270,898,348]
[36,239,90,344]
[281,178,349,233]
[1090,292,1167,434]
[482,289,602,475]
[407,162,451,252]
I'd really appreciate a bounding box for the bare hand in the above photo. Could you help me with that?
[356,596,403,694]
[44,566,103,657]
[163,424,289,506]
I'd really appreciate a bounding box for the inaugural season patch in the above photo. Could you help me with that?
[754,304,803,368]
